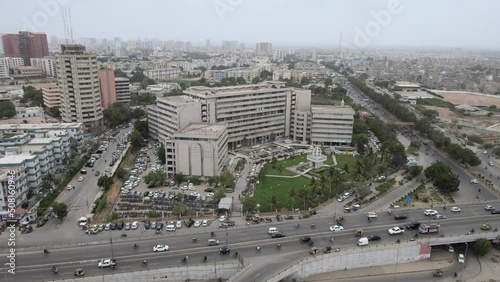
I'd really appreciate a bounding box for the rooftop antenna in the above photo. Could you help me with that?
[61,7,74,44]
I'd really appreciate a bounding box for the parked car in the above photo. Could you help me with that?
[458,253,465,263]
[194,220,202,228]
[446,245,454,253]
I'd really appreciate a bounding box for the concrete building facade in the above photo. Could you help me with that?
[256,42,272,56]
[98,69,117,109]
[166,123,228,177]
[2,32,48,66]
[42,84,60,108]
[30,56,57,77]
[0,167,28,211]
[56,44,103,127]
[310,105,355,145]
[114,77,131,104]
[144,68,180,80]
[11,66,42,77]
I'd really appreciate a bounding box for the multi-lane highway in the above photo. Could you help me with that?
[4,202,500,281]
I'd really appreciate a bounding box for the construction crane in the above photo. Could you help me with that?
[61,6,73,44]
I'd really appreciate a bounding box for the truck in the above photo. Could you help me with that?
[419,223,440,234]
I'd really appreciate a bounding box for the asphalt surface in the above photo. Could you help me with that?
[3,202,500,281]
[17,125,133,245]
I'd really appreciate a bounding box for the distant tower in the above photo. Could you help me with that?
[312,49,317,61]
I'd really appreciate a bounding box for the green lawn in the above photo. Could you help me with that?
[254,176,311,212]
[253,154,359,212]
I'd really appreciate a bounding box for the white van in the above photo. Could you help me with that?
[357,237,369,246]
[166,225,176,232]
[268,227,279,234]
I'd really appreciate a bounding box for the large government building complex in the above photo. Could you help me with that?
[148,81,354,177]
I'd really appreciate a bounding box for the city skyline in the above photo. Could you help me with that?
[0,0,499,50]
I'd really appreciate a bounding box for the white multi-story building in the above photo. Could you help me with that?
[0,58,9,78]
[15,107,45,118]
[42,84,60,108]
[310,105,355,145]
[30,56,57,77]
[165,123,228,177]
[0,123,84,144]
[183,82,302,150]
[114,77,131,104]
[0,167,28,211]
[226,68,260,83]
[144,68,180,80]
[56,44,103,127]
[148,95,204,143]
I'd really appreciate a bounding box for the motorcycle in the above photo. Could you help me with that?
[203,256,207,262]
[210,232,215,237]
[52,266,58,274]
[134,244,138,249]
[311,223,315,229]
[308,240,314,246]
[276,243,281,249]
[143,259,147,265]
[44,248,49,254]
[121,233,127,238]
[256,246,261,252]
[295,223,300,229]
[192,237,198,242]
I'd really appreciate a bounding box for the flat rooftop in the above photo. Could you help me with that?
[394,81,420,88]
[185,83,292,97]
[175,123,227,138]
[157,95,200,106]
[0,153,36,165]
[395,91,435,99]
[0,122,82,130]
[311,105,355,114]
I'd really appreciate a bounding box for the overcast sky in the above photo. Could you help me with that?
[1,0,499,50]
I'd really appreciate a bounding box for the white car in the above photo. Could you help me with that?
[470,179,479,184]
[191,192,200,197]
[424,209,438,216]
[176,221,182,229]
[78,176,84,182]
[194,220,202,228]
[97,259,116,268]
[446,244,454,253]
[458,253,465,263]
[66,184,74,190]
[124,222,131,230]
[202,220,208,227]
[131,221,139,230]
[219,215,226,222]
[450,207,461,212]
[388,227,404,235]
[153,244,169,252]
[367,212,378,218]
[329,225,344,232]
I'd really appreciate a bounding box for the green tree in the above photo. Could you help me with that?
[473,238,492,256]
[131,108,146,119]
[0,101,16,118]
[134,120,149,139]
[324,77,333,87]
[48,107,61,118]
[174,173,184,185]
[103,103,131,127]
[129,130,143,152]
[173,203,188,216]
[300,77,310,85]
[268,195,278,211]
[353,133,369,154]
[288,187,297,210]
[214,187,226,203]
[326,166,343,194]
[115,166,126,179]
[251,77,260,84]
[52,202,68,220]
[241,196,257,212]
[97,175,114,191]
[219,170,235,188]
[144,170,167,187]
[276,163,284,175]
[114,69,128,78]
[156,144,166,164]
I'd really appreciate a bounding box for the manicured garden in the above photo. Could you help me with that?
[253,154,358,212]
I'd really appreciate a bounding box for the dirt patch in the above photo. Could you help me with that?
[425,106,500,133]
[435,91,500,107]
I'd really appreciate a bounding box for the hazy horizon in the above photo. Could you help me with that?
[1,0,500,50]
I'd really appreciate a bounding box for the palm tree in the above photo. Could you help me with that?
[269,195,278,212]
[326,166,343,194]
[288,188,297,211]
[379,141,391,162]
[277,163,284,175]
[355,159,365,179]
[319,174,328,195]
[297,189,307,210]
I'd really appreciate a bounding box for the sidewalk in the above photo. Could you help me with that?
[304,255,455,281]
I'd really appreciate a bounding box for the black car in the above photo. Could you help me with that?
[367,234,381,241]
[95,171,100,176]
[116,224,123,230]
[272,232,286,238]
[157,222,164,230]
[405,221,421,230]
[185,219,194,228]
[300,236,312,243]
[110,223,117,230]
[204,188,214,192]
[144,221,150,229]
[219,245,231,255]
[492,210,500,215]
[394,215,408,220]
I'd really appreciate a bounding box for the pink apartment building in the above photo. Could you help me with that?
[98,69,117,109]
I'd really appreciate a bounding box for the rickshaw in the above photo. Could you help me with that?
[309,246,319,255]
[323,246,332,253]
[74,268,85,277]
[433,269,443,277]
[355,229,363,237]
[481,223,492,231]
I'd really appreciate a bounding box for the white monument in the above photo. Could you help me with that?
[307,146,327,168]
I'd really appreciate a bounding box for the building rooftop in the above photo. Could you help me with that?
[0,153,36,165]
[311,105,355,114]
[114,77,129,82]
[0,123,82,130]
[157,95,200,106]
[0,167,23,180]
[185,82,292,97]
[21,144,46,153]
[175,123,227,138]
[394,81,420,88]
